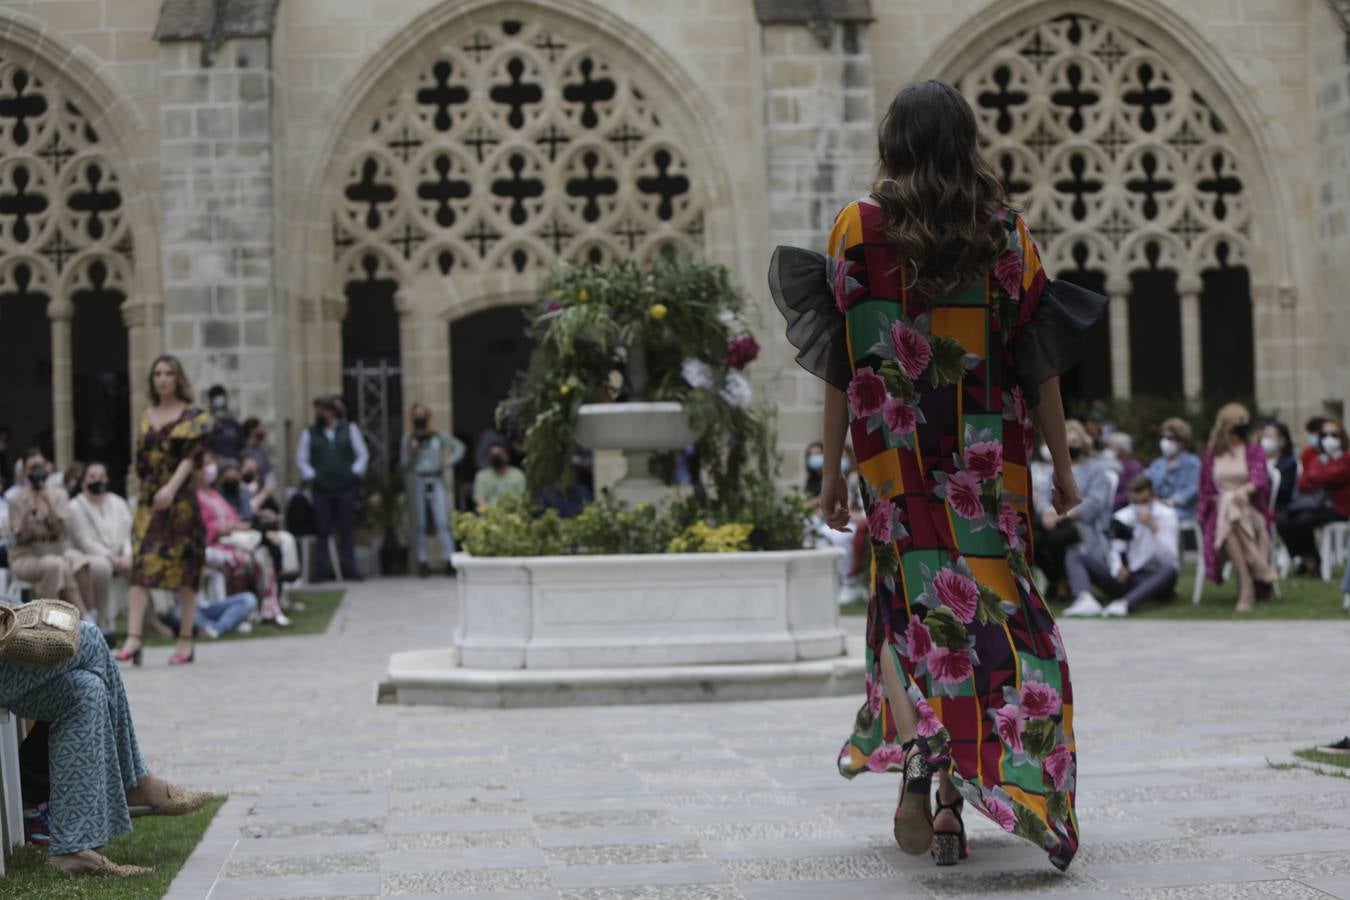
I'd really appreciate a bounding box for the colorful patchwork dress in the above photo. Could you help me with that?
[770,201,1104,871]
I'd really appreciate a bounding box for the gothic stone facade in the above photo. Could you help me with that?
[0,0,1346,488]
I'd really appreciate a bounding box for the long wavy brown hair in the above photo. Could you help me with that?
[871,80,1007,300]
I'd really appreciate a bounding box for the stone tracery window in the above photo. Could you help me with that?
[956,13,1254,397]
[0,60,133,303]
[959,13,1250,285]
[332,16,707,296]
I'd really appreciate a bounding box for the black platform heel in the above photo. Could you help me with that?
[893,738,933,855]
[931,792,968,866]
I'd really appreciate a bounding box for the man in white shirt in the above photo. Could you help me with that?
[1063,475,1179,617]
[295,395,369,581]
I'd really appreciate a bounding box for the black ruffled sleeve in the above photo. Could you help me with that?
[768,245,852,392]
[1013,279,1109,408]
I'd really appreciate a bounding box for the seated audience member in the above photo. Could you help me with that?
[7,448,93,618]
[1145,417,1201,522]
[0,619,212,876]
[1063,475,1179,617]
[1041,421,1114,608]
[221,457,300,582]
[1199,402,1275,612]
[473,440,527,510]
[1302,415,1328,466]
[1102,432,1144,509]
[164,590,258,639]
[0,473,9,569]
[68,461,133,632]
[1280,417,1349,576]
[1260,420,1298,512]
[63,461,86,498]
[196,452,290,627]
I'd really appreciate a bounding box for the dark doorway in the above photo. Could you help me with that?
[341,256,402,474]
[450,304,533,502]
[1128,267,1183,397]
[72,261,130,494]
[0,267,53,475]
[1200,262,1254,400]
[1055,251,1111,406]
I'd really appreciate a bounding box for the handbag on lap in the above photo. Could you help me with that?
[0,599,81,668]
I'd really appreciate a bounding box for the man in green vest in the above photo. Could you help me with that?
[295,395,369,581]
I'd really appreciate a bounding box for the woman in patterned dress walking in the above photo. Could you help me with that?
[771,81,1105,869]
[115,355,213,666]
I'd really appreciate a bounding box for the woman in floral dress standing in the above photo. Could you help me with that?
[115,355,213,666]
[771,81,1105,870]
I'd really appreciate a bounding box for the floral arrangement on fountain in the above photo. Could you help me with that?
[496,256,775,513]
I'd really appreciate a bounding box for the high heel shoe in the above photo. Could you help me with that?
[114,637,143,667]
[931,792,969,866]
[893,738,934,856]
[169,635,194,665]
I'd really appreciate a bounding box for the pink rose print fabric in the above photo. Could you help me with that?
[822,202,1077,871]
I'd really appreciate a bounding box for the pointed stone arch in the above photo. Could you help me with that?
[922,0,1293,404]
[0,9,159,474]
[290,0,739,456]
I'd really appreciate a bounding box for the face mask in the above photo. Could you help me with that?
[1308,433,1323,448]
[1159,438,1179,458]
[1133,501,1151,514]
[1038,444,1052,462]
[840,458,852,475]
[221,479,240,496]
[86,481,107,495]
[315,415,327,428]
[1068,446,1083,461]
[28,466,47,487]
[211,397,226,411]
[490,455,508,470]
[203,463,218,485]
[1101,447,1117,461]
[806,454,824,472]
[1323,436,1343,455]
[413,417,429,430]
[1260,436,1280,457]
[242,472,256,484]
[1232,422,1251,440]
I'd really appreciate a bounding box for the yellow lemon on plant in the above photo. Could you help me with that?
[649,303,668,320]
[560,384,572,396]
[578,288,589,302]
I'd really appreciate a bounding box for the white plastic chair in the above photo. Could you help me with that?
[1103,469,1120,510]
[0,708,22,862]
[1187,520,1206,605]
[1319,521,1350,583]
[1266,467,1283,599]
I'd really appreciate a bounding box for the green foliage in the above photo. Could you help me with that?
[454,486,812,557]
[495,255,774,498]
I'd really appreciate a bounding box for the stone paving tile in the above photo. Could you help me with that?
[722,853,899,882]
[224,852,381,878]
[1260,853,1350,878]
[551,862,731,890]
[544,842,709,865]
[385,828,539,850]
[558,886,745,900]
[660,791,808,808]
[912,868,1110,896]
[209,874,383,899]
[380,847,549,872]
[1306,875,1350,899]
[1119,880,1337,899]
[382,867,554,895]
[1071,839,1230,865]
[1174,811,1338,836]
[535,809,679,829]
[688,819,845,841]
[241,818,386,839]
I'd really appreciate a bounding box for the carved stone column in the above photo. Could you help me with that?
[1178,275,1203,401]
[49,303,74,470]
[1107,275,1131,399]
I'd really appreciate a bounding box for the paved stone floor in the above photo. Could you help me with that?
[123,578,1350,899]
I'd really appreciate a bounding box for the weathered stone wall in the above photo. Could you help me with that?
[1314,3,1350,416]
[759,19,875,484]
[158,36,281,426]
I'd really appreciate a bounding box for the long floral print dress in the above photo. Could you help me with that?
[131,406,213,591]
[771,201,1105,871]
